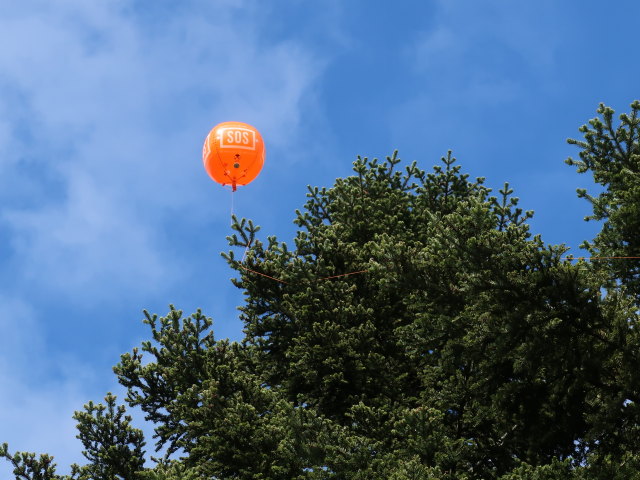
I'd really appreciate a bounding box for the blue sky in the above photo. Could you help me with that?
[1,0,639,473]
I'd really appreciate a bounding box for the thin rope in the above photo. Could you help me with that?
[235,256,640,286]
[236,262,369,285]
[238,264,290,284]
[563,256,640,261]
[230,188,235,225]
[318,269,369,280]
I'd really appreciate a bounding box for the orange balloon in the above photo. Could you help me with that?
[202,121,265,191]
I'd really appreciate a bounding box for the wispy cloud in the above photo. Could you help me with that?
[0,1,331,470]
[389,0,564,163]
[411,0,560,76]
[0,1,326,301]
[0,294,95,475]
[0,373,87,477]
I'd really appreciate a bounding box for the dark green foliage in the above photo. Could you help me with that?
[566,101,640,300]
[1,444,58,480]
[114,307,215,456]
[2,394,144,480]
[3,103,640,479]
[114,307,336,479]
[70,393,145,480]
[221,149,639,477]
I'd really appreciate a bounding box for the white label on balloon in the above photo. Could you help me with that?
[219,128,256,150]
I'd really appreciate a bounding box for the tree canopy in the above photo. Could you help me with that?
[3,101,640,479]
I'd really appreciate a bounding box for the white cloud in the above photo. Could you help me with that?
[0,293,170,475]
[388,0,564,157]
[0,294,95,475]
[0,296,42,370]
[0,371,88,477]
[410,25,458,70]
[407,0,560,96]
[0,2,326,301]
[0,2,332,471]
[3,170,170,296]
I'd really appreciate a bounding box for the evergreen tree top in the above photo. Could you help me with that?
[4,102,640,480]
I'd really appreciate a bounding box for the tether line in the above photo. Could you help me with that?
[563,256,640,261]
[234,256,639,286]
[236,263,369,285]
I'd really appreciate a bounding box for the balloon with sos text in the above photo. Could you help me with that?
[202,121,265,191]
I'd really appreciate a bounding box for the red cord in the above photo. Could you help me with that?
[237,263,368,285]
[236,256,639,286]
[563,256,640,261]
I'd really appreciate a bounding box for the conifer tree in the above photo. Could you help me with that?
[3,103,640,479]
[69,393,146,480]
[566,101,640,301]
[220,150,639,477]
[0,443,59,480]
[1,394,144,480]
